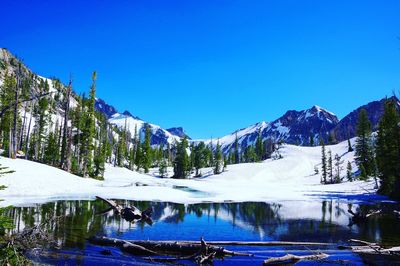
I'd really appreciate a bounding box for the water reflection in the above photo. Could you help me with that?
[5,200,400,254]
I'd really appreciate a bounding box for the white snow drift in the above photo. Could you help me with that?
[0,139,382,207]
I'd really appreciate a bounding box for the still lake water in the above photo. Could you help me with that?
[5,199,400,265]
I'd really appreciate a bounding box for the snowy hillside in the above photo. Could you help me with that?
[0,138,381,207]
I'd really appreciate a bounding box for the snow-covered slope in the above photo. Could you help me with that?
[0,138,382,207]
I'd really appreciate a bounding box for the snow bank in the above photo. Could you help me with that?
[0,139,384,207]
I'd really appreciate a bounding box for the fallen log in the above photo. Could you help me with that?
[120,241,160,256]
[88,236,253,257]
[176,240,334,246]
[345,239,400,264]
[263,253,329,265]
[354,246,400,264]
[90,237,334,247]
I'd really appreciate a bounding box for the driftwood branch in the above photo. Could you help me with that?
[345,238,400,263]
[263,253,329,265]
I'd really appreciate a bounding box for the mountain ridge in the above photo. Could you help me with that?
[1,48,397,154]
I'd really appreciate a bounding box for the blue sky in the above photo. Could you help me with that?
[1,1,400,139]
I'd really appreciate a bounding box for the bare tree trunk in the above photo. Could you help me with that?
[8,121,12,158]
[24,100,34,159]
[11,67,20,159]
[57,119,62,148]
[65,126,72,172]
[19,104,27,151]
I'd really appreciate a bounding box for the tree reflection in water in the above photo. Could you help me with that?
[5,199,400,252]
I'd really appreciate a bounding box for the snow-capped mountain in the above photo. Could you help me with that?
[106,112,183,146]
[197,105,339,154]
[94,98,189,146]
[332,96,400,142]
[196,96,400,155]
[263,105,339,145]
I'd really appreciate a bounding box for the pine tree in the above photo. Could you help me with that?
[93,142,106,179]
[255,128,263,161]
[142,124,152,173]
[159,158,168,178]
[116,128,126,167]
[82,72,96,177]
[327,150,333,183]
[10,63,22,159]
[321,140,327,184]
[347,161,353,182]
[43,130,59,166]
[173,137,189,178]
[135,132,142,171]
[375,99,400,197]
[334,153,343,183]
[208,139,214,167]
[355,108,373,180]
[234,132,240,164]
[347,137,353,152]
[223,155,228,171]
[244,145,257,163]
[193,141,206,176]
[214,140,223,174]
[309,135,314,146]
[0,73,16,157]
[156,143,164,166]
[129,146,135,170]
[60,78,72,171]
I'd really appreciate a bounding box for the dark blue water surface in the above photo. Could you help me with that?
[6,199,400,265]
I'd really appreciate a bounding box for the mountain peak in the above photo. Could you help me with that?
[309,105,336,116]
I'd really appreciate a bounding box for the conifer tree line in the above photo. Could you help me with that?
[173,130,284,179]
[320,97,400,199]
[0,59,174,180]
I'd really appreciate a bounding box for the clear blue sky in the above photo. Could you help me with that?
[1,1,399,139]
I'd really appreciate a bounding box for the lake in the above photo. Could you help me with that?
[5,198,400,265]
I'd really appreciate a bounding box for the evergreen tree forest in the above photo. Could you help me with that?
[0,57,174,180]
[319,98,400,200]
